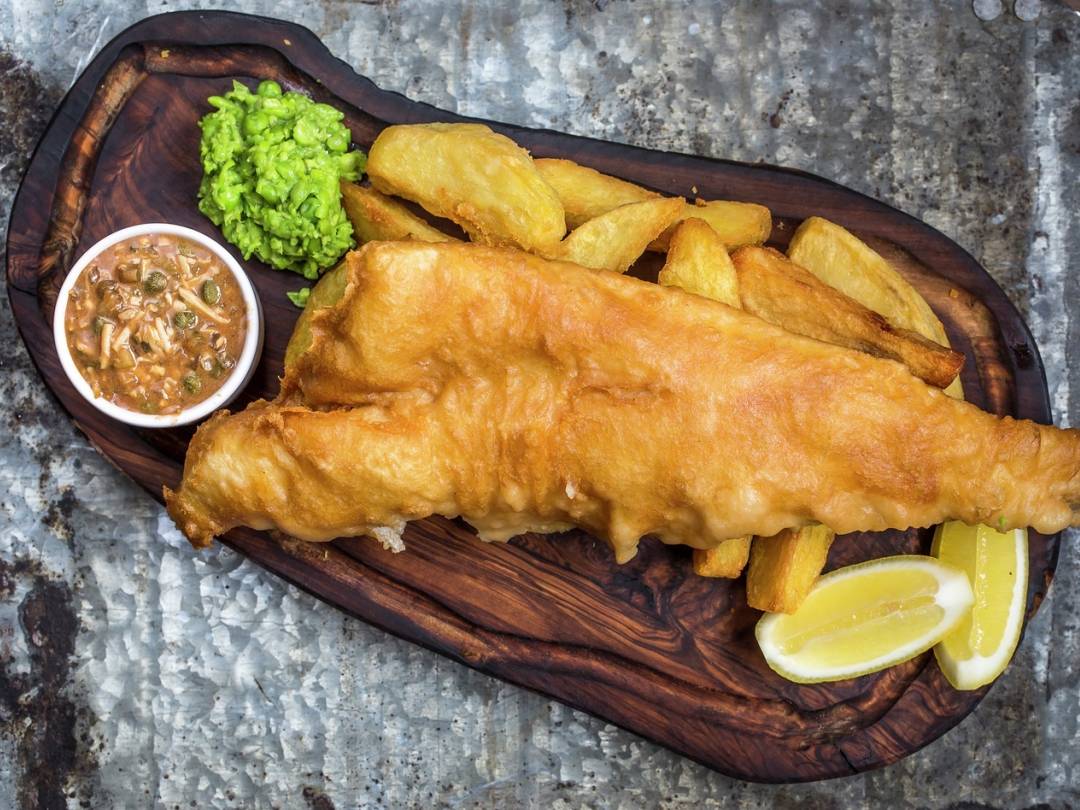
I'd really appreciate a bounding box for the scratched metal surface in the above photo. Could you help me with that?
[1,1,1078,808]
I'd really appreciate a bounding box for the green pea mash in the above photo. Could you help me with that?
[197,80,365,280]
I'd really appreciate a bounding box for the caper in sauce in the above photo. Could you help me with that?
[201,279,221,306]
[182,372,202,395]
[173,310,197,330]
[143,271,167,294]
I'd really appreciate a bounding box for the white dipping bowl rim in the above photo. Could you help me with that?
[52,223,264,428]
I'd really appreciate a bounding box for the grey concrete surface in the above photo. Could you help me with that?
[1,1,1078,807]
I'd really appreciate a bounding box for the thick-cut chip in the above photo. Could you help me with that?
[732,247,964,389]
[367,123,565,252]
[658,218,740,307]
[284,261,349,370]
[659,218,749,576]
[788,217,951,348]
[788,216,963,398]
[341,182,458,244]
[692,537,751,578]
[534,158,660,228]
[543,198,683,273]
[654,199,772,252]
[746,525,836,614]
[534,157,771,251]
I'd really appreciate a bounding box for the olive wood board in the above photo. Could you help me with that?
[4,11,1059,783]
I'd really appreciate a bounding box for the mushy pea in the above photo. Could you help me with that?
[197,80,366,279]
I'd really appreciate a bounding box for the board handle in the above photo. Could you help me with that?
[37,48,147,322]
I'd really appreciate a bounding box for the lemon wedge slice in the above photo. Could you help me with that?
[931,522,1028,690]
[756,555,974,683]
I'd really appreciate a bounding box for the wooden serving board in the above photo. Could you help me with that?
[6,11,1060,782]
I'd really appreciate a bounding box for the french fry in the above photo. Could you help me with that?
[788,216,950,346]
[746,525,836,614]
[693,538,752,578]
[534,158,658,228]
[367,123,566,252]
[341,182,459,244]
[543,197,683,273]
[534,157,772,251]
[657,199,772,252]
[732,246,964,389]
[788,216,963,399]
[657,217,740,307]
[658,218,750,577]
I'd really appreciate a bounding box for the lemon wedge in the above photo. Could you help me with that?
[931,522,1028,690]
[755,555,974,683]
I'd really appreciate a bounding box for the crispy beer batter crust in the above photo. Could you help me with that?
[166,242,1080,559]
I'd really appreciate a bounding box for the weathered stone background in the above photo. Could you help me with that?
[1,1,1078,807]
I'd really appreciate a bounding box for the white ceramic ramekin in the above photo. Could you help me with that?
[52,223,264,427]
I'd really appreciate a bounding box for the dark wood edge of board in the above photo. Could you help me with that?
[3,10,1061,783]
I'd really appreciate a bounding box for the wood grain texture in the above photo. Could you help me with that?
[4,11,1059,782]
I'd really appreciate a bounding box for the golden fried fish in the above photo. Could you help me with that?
[165,242,1080,562]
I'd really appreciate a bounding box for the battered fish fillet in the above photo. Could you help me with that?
[165,242,1080,560]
